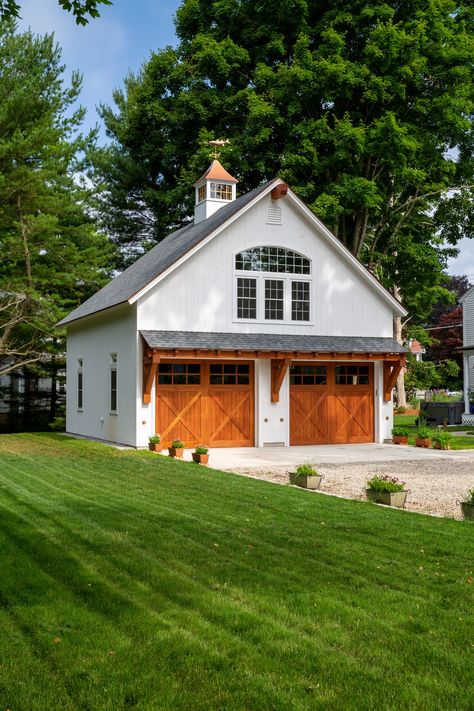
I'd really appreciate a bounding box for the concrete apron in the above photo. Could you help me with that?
[208,443,474,471]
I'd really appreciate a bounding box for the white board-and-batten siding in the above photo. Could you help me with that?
[136,194,395,337]
[66,305,140,446]
[462,289,474,391]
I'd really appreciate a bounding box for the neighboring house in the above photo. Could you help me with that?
[58,161,407,448]
[409,340,425,362]
[459,287,474,422]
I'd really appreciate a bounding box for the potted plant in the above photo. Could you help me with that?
[431,431,453,450]
[415,426,432,448]
[460,488,474,521]
[168,439,184,458]
[192,445,209,464]
[289,464,323,490]
[148,433,162,452]
[392,426,409,445]
[366,474,408,508]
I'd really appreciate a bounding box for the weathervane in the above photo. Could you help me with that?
[208,139,230,160]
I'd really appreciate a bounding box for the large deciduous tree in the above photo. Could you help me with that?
[0,23,113,412]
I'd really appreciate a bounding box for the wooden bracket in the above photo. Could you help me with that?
[383,356,406,401]
[271,358,291,403]
[143,352,160,404]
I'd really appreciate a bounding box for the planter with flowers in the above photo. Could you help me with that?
[366,474,408,508]
[290,464,323,490]
[168,439,184,458]
[459,488,474,521]
[432,431,452,450]
[392,426,409,445]
[148,434,162,452]
[192,445,209,464]
[415,426,432,448]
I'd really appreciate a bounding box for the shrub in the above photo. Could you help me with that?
[149,433,161,444]
[395,406,407,414]
[417,426,432,439]
[463,488,474,504]
[290,463,319,484]
[194,445,209,455]
[170,439,184,449]
[367,475,406,493]
[392,427,409,437]
[409,396,420,409]
[48,416,65,432]
[431,431,452,446]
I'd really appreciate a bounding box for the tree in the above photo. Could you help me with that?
[0,22,113,422]
[0,0,112,25]
[93,0,474,274]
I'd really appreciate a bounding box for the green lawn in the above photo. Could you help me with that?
[0,434,473,711]
[394,414,474,449]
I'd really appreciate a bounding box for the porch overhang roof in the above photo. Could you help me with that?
[140,330,406,356]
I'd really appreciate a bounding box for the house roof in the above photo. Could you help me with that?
[140,330,407,354]
[59,176,407,327]
[193,159,238,186]
[58,180,274,326]
[409,340,425,354]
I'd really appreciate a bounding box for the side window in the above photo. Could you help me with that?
[110,353,118,412]
[77,358,83,410]
[237,277,257,319]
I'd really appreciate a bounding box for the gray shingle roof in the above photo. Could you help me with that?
[140,330,406,354]
[58,180,277,326]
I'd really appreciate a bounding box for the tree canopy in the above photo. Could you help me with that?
[0,22,114,377]
[0,0,112,25]
[94,0,474,322]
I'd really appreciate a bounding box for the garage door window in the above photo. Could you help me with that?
[158,363,201,385]
[210,363,250,385]
[335,365,370,385]
[290,365,327,385]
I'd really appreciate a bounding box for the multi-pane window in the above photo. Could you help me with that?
[210,363,250,385]
[290,365,327,385]
[210,182,232,200]
[77,358,83,410]
[265,279,284,320]
[198,185,206,202]
[237,277,257,319]
[335,365,370,385]
[292,281,310,321]
[110,353,118,412]
[158,363,201,385]
[235,246,310,274]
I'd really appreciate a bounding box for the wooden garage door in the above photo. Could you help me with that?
[156,361,254,448]
[290,363,374,445]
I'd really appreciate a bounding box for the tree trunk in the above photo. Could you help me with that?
[393,285,407,408]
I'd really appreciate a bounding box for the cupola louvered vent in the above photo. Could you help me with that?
[265,202,282,225]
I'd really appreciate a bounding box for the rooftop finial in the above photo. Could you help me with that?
[208,139,230,160]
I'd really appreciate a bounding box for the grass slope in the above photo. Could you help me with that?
[0,434,473,711]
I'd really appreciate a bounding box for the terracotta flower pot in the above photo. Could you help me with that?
[433,442,451,450]
[148,443,162,452]
[392,436,408,445]
[366,490,407,508]
[168,447,184,458]
[415,438,431,448]
[192,452,209,464]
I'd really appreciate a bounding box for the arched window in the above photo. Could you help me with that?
[235,246,310,274]
[234,247,311,322]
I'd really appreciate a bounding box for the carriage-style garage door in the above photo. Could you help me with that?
[155,361,254,448]
[290,362,374,445]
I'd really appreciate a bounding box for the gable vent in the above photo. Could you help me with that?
[265,202,282,225]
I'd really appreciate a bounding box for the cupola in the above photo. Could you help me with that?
[193,159,238,224]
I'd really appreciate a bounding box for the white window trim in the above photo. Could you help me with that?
[110,352,118,415]
[233,272,313,325]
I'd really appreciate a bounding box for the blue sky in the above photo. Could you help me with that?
[17,0,474,278]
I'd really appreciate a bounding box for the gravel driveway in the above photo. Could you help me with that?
[230,458,474,519]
